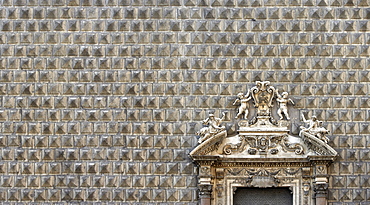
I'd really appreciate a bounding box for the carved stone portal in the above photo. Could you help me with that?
[190,81,337,205]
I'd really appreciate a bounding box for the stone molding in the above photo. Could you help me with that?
[190,81,337,205]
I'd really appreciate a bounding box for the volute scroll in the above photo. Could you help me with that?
[190,81,337,205]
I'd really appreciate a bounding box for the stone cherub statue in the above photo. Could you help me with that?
[233,91,252,119]
[300,114,330,143]
[276,89,295,120]
[197,112,226,143]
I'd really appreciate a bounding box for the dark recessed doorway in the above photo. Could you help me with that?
[233,187,293,205]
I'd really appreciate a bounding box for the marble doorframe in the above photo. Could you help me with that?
[225,177,300,205]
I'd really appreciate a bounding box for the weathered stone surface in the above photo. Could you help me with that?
[0,0,368,204]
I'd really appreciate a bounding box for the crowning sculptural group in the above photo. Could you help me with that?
[191,81,337,205]
[197,81,330,145]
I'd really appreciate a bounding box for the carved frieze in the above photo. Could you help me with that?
[222,134,304,156]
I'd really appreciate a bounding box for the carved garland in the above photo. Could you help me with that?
[222,135,304,156]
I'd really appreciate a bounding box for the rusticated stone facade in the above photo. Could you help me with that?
[0,0,370,204]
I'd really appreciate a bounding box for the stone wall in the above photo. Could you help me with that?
[0,0,370,204]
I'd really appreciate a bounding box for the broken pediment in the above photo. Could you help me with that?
[190,81,337,159]
[190,81,337,205]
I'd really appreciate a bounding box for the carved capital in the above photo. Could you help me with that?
[200,166,211,177]
[314,182,328,198]
[315,165,328,176]
[199,184,213,198]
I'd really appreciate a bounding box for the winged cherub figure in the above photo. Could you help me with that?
[233,91,252,119]
[276,89,294,120]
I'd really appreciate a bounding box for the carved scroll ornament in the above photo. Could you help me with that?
[190,81,337,205]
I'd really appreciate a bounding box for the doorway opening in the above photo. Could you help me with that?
[233,187,293,205]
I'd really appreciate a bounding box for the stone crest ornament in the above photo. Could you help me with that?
[250,81,276,117]
[223,81,298,157]
[190,81,337,205]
